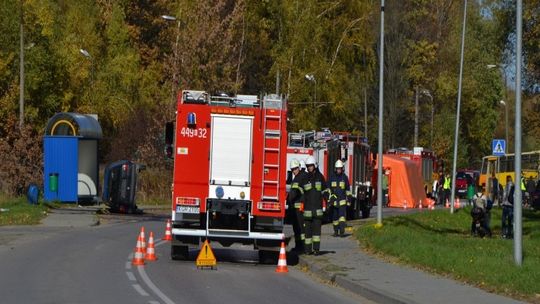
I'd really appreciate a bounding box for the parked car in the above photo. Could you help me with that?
[455,171,470,198]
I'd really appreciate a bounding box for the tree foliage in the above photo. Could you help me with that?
[0,0,537,196]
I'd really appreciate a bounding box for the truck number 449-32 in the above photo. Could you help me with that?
[180,127,207,139]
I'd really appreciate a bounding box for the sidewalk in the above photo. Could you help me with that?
[40,206,100,228]
[297,211,524,304]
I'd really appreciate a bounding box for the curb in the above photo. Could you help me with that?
[297,256,413,304]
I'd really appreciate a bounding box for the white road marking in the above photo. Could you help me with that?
[126,271,136,281]
[125,261,132,270]
[137,265,175,304]
[148,301,160,304]
[132,284,150,296]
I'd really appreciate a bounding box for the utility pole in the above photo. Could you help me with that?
[514,0,523,267]
[450,0,467,214]
[414,86,419,147]
[19,0,24,129]
[376,0,385,227]
[364,87,368,138]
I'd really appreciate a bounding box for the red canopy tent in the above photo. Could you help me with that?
[376,154,427,208]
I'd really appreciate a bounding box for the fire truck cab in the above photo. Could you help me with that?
[168,90,287,260]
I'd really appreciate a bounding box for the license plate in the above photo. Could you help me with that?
[176,206,199,214]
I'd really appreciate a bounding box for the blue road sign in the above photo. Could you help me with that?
[492,139,506,156]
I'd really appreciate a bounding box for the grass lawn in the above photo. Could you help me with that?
[0,195,48,226]
[356,207,540,302]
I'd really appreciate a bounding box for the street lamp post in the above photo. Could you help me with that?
[450,0,468,215]
[79,49,94,104]
[19,0,24,129]
[487,64,509,147]
[414,88,432,148]
[162,15,180,105]
[304,74,317,104]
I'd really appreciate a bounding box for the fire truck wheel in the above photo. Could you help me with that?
[171,245,189,260]
[258,250,278,265]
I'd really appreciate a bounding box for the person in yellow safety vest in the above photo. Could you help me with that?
[300,156,329,255]
[286,159,307,253]
[327,160,352,237]
[443,173,451,205]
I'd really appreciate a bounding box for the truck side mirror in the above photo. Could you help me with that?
[165,121,175,159]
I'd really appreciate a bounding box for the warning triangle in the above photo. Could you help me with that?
[196,240,217,269]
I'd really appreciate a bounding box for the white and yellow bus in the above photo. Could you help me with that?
[479,151,540,192]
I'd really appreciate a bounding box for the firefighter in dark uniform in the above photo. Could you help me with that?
[301,156,328,255]
[286,159,306,252]
[328,159,352,237]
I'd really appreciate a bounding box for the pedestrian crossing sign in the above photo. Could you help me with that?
[492,139,506,156]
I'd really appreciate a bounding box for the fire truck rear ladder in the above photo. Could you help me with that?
[261,106,283,202]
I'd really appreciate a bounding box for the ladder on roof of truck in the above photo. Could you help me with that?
[261,96,284,202]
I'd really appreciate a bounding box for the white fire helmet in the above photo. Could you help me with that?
[335,159,344,169]
[300,159,306,170]
[290,159,300,170]
[305,156,316,167]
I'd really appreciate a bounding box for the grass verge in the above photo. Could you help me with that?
[356,207,540,302]
[0,195,48,226]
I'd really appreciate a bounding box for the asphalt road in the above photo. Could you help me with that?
[0,215,372,304]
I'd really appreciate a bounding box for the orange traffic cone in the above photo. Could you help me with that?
[145,232,158,261]
[418,200,423,209]
[163,219,173,241]
[140,226,147,252]
[275,241,288,273]
[445,199,450,208]
[134,227,145,252]
[132,232,145,266]
[455,198,460,209]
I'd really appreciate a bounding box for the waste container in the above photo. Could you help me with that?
[102,160,145,213]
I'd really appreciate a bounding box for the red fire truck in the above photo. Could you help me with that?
[165,90,288,261]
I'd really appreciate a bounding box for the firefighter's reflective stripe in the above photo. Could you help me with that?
[304,183,313,191]
[305,238,313,244]
[304,210,313,218]
[339,181,346,189]
[294,202,303,209]
[333,220,339,226]
[315,209,324,217]
[313,235,321,243]
[315,182,322,191]
[346,190,352,196]
[339,216,346,222]
[301,233,305,240]
[331,181,337,187]
[339,199,347,206]
[291,182,304,194]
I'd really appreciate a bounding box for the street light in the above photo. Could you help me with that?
[304,74,317,104]
[487,64,509,146]
[162,14,181,105]
[79,48,94,104]
[414,88,432,147]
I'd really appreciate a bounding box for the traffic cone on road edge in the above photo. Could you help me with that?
[275,242,288,273]
[134,227,146,252]
[145,232,157,261]
[445,200,450,208]
[140,226,147,252]
[455,198,461,209]
[163,219,173,241]
[132,233,145,266]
